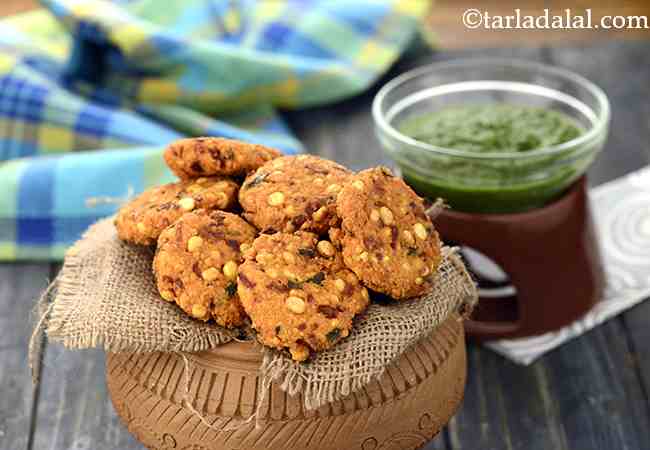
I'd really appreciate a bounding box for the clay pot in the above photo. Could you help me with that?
[106,314,466,450]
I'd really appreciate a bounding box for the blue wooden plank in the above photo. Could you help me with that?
[0,263,50,450]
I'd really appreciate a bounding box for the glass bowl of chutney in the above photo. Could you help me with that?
[372,59,610,214]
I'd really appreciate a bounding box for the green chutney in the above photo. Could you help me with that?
[396,104,586,213]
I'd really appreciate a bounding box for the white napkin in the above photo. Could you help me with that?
[485,166,650,365]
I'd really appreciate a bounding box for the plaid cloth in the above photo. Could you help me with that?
[0,0,429,260]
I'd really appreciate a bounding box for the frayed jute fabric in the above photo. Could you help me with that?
[29,218,234,373]
[30,216,477,412]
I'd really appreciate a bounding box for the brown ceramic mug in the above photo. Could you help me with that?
[433,177,605,340]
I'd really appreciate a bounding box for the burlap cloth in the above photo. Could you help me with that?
[31,217,477,411]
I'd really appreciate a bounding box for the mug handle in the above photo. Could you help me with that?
[428,211,524,340]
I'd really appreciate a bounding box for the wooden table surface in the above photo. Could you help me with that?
[1,11,650,450]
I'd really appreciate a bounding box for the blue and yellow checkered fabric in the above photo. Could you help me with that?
[0,0,429,260]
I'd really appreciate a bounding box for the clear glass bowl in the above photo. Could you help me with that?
[372,59,610,214]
